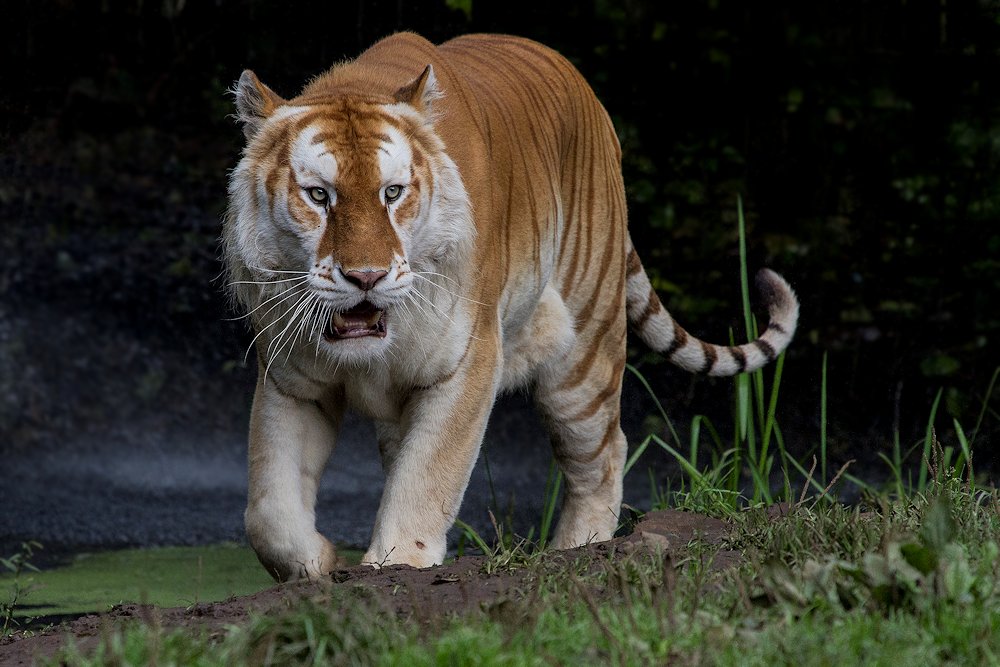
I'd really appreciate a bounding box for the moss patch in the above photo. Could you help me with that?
[2,543,361,617]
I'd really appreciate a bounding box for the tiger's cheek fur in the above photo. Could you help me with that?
[392,176,421,230]
[228,120,336,278]
[285,180,318,230]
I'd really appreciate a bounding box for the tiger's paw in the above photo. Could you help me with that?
[362,535,445,569]
[549,502,619,551]
[247,527,342,582]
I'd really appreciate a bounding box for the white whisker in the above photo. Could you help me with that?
[412,269,460,286]
[377,343,399,367]
[313,302,332,363]
[400,294,445,360]
[412,273,491,307]
[264,301,307,363]
[404,290,433,322]
[268,290,315,360]
[263,294,312,383]
[253,284,309,324]
[225,279,309,321]
[410,288,459,326]
[411,289,485,342]
[241,295,306,363]
[246,265,311,276]
[275,294,319,364]
[229,275,312,287]
[283,294,320,364]
[396,295,417,326]
[246,288,310,365]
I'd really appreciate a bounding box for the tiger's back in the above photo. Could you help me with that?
[224,32,797,580]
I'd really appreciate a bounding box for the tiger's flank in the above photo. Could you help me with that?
[222,31,799,581]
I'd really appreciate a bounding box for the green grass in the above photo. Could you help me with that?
[3,543,293,619]
[49,479,1000,666]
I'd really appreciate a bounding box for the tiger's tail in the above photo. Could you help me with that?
[625,236,800,376]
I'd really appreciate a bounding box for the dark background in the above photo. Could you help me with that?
[2,0,999,553]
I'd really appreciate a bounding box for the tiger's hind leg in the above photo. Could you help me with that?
[534,327,628,550]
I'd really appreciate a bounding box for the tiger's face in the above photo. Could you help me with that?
[226,68,472,367]
[261,100,424,348]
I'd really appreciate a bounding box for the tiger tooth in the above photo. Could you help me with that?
[365,311,383,327]
[333,312,347,328]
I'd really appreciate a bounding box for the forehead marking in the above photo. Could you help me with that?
[378,125,413,184]
[290,124,338,185]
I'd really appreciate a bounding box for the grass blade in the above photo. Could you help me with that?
[970,365,999,447]
[538,460,563,548]
[820,351,828,485]
[626,363,682,449]
[917,388,944,492]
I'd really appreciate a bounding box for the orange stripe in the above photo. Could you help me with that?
[568,357,626,422]
[573,414,621,465]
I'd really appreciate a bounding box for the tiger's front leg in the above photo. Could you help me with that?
[244,375,342,581]
[364,341,501,568]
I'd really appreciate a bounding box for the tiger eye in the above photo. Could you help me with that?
[307,187,328,205]
[384,184,403,203]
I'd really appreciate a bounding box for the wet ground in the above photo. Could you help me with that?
[1,341,677,562]
[0,401,615,562]
[0,362,614,562]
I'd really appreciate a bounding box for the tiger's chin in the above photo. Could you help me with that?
[323,300,388,341]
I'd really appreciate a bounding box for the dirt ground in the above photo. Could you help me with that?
[0,509,738,665]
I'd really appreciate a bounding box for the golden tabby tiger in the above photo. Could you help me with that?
[223,31,798,581]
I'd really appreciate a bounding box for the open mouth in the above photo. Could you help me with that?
[323,301,387,340]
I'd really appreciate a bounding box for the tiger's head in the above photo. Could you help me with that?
[223,65,473,367]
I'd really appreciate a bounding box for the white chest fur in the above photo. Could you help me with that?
[342,375,402,421]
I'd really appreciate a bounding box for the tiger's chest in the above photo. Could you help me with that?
[268,351,405,421]
[342,379,402,422]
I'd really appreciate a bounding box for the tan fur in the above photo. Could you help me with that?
[223,32,799,581]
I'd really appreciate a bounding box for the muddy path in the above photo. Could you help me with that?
[0,509,737,666]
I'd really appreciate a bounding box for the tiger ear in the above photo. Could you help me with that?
[233,70,286,141]
[394,65,440,114]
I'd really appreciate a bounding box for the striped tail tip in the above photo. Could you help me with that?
[631,267,799,377]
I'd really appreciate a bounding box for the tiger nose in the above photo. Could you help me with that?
[342,269,388,291]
